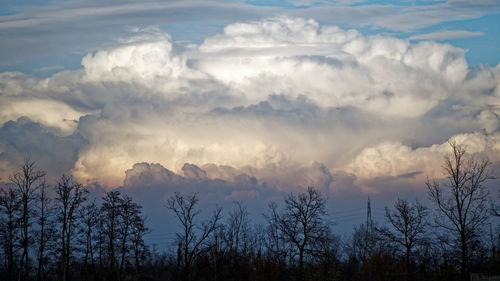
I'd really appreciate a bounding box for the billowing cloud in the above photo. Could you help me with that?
[0,117,86,181]
[347,131,500,180]
[197,17,468,117]
[119,161,362,225]
[0,17,499,195]
[119,162,275,219]
[0,72,87,134]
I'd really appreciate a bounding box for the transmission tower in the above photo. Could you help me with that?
[363,196,373,260]
[366,196,373,231]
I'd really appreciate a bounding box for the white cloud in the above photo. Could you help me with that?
[409,29,484,40]
[288,2,490,32]
[346,131,500,182]
[197,17,467,116]
[82,28,190,84]
[0,72,87,134]
[0,17,499,191]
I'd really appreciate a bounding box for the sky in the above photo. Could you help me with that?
[0,0,500,248]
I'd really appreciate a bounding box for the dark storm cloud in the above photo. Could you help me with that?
[120,162,273,213]
[0,117,87,181]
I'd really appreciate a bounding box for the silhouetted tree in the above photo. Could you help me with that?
[265,203,289,266]
[130,212,148,275]
[0,159,498,281]
[100,190,147,281]
[166,192,222,281]
[54,174,87,281]
[493,187,500,217]
[101,190,122,280]
[225,201,251,260]
[0,185,21,281]
[117,195,142,280]
[378,198,428,276]
[267,187,329,281]
[427,140,493,280]
[344,222,382,264]
[10,159,46,280]
[35,180,54,281]
[79,201,99,277]
[249,223,266,258]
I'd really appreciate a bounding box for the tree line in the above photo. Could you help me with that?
[0,162,148,281]
[0,141,499,281]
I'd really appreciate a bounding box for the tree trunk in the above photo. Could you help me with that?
[37,220,45,281]
[62,218,67,281]
[65,237,71,281]
[461,231,467,281]
[22,201,29,281]
[7,215,15,281]
[405,245,410,274]
[299,247,304,281]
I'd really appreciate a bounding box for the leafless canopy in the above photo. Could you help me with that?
[427,140,493,280]
[9,159,46,279]
[378,198,428,271]
[166,192,222,281]
[267,186,329,278]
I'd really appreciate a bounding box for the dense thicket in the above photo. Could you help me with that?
[0,143,499,281]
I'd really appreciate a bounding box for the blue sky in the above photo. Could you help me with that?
[0,0,499,75]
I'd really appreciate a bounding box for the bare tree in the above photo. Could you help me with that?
[101,190,122,280]
[117,195,142,280]
[249,223,267,259]
[130,212,148,275]
[378,198,428,274]
[225,201,251,259]
[493,187,500,217]
[99,190,147,281]
[54,174,87,281]
[0,186,21,281]
[79,201,99,275]
[35,180,55,281]
[266,186,329,280]
[95,212,106,274]
[265,203,289,265]
[344,222,382,264]
[10,159,46,280]
[166,192,222,281]
[427,140,493,280]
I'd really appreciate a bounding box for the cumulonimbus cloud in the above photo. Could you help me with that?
[0,17,499,193]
